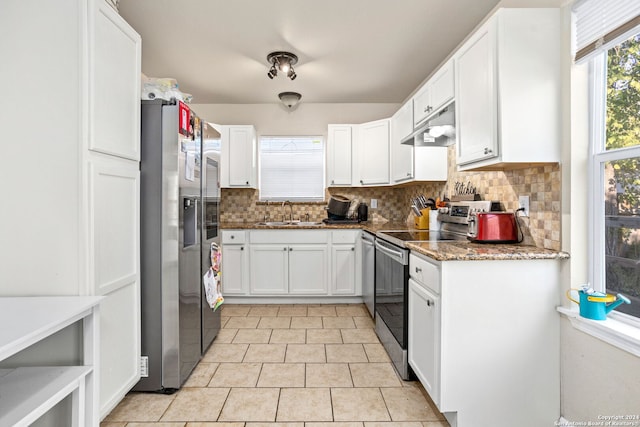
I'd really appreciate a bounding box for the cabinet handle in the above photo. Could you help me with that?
[230,235,235,239]
[246,181,249,185]
[331,180,335,184]
[360,180,364,184]
[289,247,293,251]
[484,147,493,155]
[415,267,422,273]
[427,300,434,307]
[284,247,288,251]
[240,246,244,251]
[351,247,355,251]
[407,172,411,176]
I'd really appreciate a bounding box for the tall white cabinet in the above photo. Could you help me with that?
[0,0,141,422]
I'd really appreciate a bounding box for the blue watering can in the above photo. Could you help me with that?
[566,286,631,321]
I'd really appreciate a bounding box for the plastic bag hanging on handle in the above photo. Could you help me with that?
[203,242,224,311]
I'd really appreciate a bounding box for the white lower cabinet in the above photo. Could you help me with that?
[407,253,561,427]
[331,245,356,295]
[250,244,328,295]
[408,278,440,406]
[289,245,329,294]
[222,229,360,297]
[221,231,249,295]
[250,245,290,295]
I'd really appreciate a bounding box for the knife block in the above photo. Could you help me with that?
[414,209,430,230]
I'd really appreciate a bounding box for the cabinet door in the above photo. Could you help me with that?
[357,119,390,186]
[289,245,329,295]
[455,23,498,166]
[391,102,414,183]
[429,61,454,113]
[90,0,141,161]
[413,84,432,127]
[250,245,289,294]
[221,244,247,294]
[227,126,256,187]
[331,245,356,295]
[327,125,353,186]
[408,279,440,407]
[88,157,140,416]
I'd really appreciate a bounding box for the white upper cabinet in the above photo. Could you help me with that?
[90,1,141,160]
[454,8,561,170]
[221,125,257,188]
[327,125,354,186]
[356,118,390,186]
[391,101,414,183]
[413,60,454,128]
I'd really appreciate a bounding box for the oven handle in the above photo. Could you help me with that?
[375,239,409,265]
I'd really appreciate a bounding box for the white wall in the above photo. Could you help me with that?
[560,3,640,423]
[190,102,399,136]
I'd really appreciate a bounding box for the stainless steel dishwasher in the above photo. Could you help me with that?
[361,231,376,317]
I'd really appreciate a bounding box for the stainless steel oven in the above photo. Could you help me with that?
[373,201,496,380]
[374,238,410,379]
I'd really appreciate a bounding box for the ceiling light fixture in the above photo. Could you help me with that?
[267,51,298,80]
[279,92,302,109]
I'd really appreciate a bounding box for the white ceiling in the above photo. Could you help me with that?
[118,0,538,105]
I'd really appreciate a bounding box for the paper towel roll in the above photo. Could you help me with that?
[429,210,440,230]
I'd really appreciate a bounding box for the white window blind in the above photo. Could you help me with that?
[259,136,325,201]
[573,0,640,62]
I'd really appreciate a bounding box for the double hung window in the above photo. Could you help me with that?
[578,0,640,319]
[259,136,325,201]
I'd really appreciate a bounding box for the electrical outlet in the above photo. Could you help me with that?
[370,199,378,209]
[518,196,530,217]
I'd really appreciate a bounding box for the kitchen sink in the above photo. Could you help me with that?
[255,221,323,226]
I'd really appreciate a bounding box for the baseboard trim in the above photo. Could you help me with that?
[222,296,364,305]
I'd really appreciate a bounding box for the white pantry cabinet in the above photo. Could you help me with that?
[413,59,454,128]
[391,101,414,184]
[454,8,561,170]
[0,0,142,422]
[356,118,390,186]
[221,125,257,188]
[327,125,355,186]
[408,253,561,427]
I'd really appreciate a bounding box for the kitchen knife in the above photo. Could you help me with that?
[412,205,422,216]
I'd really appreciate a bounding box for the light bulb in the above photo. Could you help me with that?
[280,62,290,73]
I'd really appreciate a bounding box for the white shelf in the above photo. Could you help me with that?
[0,296,102,426]
[0,366,92,426]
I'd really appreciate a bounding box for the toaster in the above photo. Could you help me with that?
[467,212,519,243]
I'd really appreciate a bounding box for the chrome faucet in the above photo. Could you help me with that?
[263,201,270,222]
[282,200,293,222]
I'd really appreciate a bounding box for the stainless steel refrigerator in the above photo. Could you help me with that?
[135,100,221,392]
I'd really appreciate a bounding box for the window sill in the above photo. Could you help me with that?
[558,307,640,357]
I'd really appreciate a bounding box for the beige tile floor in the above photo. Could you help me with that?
[102,304,450,427]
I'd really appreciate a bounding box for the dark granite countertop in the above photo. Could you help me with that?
[406,241,570,261]
[220,221,570,261]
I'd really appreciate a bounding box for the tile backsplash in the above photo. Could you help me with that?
[220,146,561,250]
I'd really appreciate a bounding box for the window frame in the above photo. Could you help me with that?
[257,135,326,202]
[588,35,640,325]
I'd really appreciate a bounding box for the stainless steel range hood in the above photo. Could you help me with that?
[401,103,455,147]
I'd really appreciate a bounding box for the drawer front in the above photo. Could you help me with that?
[222,230,246,244]
[409,253,440,294]
[332,230,360,244]
[250,230,329,244]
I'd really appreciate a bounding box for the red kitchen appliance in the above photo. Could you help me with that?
[467,212,521,243]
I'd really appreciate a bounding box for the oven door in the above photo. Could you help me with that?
[374,238,409,349]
